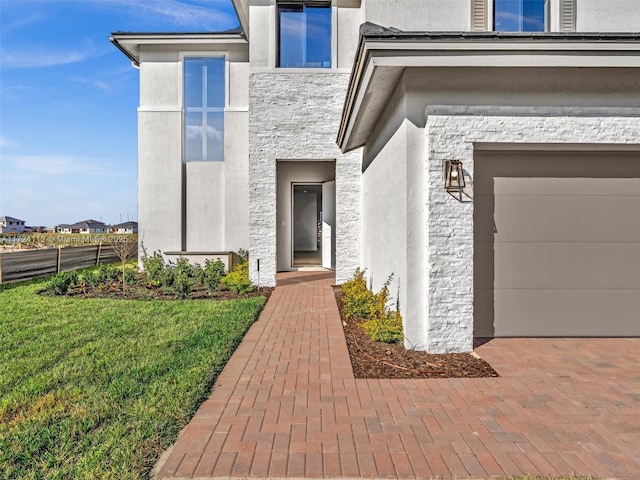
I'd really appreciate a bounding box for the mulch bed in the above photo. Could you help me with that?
[333,286,499,379]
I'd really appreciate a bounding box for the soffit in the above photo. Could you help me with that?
[338,27,640,153]
[110,32,247,66]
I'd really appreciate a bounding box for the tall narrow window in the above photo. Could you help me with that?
[494,0,546,32]
[184,57,225,162]
[278,3,331,68]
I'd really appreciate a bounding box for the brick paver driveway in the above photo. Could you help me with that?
[154,271,640,479]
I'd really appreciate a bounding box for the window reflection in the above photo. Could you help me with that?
[184,57,225,162]
[278,3,331,68]
[494,0,546,32]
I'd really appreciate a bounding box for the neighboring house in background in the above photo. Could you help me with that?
[111,0,640,353]
[111,221,139,234]
[0,216,26,234]
[57,220,110,234]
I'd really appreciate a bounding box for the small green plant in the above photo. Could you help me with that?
[171,257,194,299]
[204,258,226,292]
[221,261,253,294]
[48,271,79,295]
[341,268,377,319]
[362,311,404,344]
[193,263,205,285]
[80,270,98,289]
[172,269,192,299]
[96,264,120,285]
[237,248,249,263]
[143,251,166,286]
[342,269,404,344]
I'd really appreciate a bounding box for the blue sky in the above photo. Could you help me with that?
[0,0,239,227]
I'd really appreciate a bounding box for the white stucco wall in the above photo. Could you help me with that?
[224,111,250,252]
[136,44,249,262]
[424,107,640,353]
[249,3,273,68]
[361,120,407,334]
[249,72,361,287]
[186,162,225,251]
[576,0,640,32]
[337,7,363,69]
[363,0,471,31]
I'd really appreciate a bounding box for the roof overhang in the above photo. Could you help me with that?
[231,0,249,40]
[109,32,246,67]
[337,24,640,153]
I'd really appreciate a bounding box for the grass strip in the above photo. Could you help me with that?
[0,278,266,479]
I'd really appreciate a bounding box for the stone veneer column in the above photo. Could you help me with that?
[425,106,640,353]
[248,72,361,286]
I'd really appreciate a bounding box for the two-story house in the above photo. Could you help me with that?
[0,216,26,234]
[111,0,640,353]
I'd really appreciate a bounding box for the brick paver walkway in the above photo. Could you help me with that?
[154,270,640,479]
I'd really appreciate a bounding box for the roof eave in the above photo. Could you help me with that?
[338,27,640,153]
[231,0,249,40]
[109,32,247,66]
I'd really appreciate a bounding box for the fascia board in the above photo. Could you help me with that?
[231,0,250,39]
[110,34,247,66]
[338,38,640,152]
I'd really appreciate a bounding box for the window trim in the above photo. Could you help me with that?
[180,52,229,163]
[473,0,569,32]
[276,1,333,69]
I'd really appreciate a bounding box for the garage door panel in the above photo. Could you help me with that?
[473,152,640,195]
[474,242,640,289]
[474,150,640,337]
[475,176,640,196]
[474,287,496,336]
[495,177,640,196]
[493,290,640,337]
[493,195,640,243]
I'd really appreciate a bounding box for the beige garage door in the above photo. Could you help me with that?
[474,151,640,337]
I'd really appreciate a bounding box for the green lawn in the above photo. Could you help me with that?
[0,278,266,479]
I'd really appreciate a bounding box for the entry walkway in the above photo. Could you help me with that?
[154,271,640,479]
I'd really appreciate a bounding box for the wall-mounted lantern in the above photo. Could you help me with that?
[444,159,466,201]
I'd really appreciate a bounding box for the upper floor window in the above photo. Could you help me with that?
[494,0,546,31]
[184,57,225,162]
[278,3,331,68]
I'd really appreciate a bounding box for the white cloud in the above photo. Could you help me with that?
[70,76,113,92]
[107,0,238,30]
[0,42,108,69]
[2,154,127,178]
[0,136,15,148]
[186,124,223,140]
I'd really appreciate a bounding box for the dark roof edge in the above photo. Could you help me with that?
[359,22,640,41]
[110,27,243,36]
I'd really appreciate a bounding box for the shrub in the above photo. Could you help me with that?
[171,257,194,299]
[172,269,192,299]
[342,269,404,344]
[48,271,79,295]
[143,251,165,286]
[341,268,376,319]
[81,270,98,289]
[203,259,226,292]
[362,311,404,344]
[96,264,120,285]
[193,263,206,285]
[221,261,253,294]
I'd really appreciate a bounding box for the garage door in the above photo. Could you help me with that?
[474,151,640,337]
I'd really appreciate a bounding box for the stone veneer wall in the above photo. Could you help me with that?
[425,106,640,353]
[248,72,361,287]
